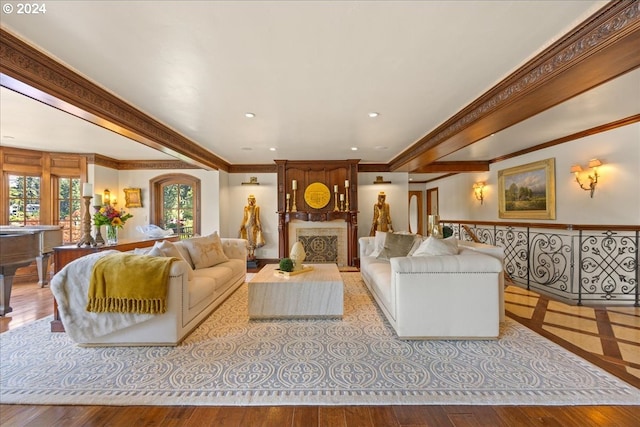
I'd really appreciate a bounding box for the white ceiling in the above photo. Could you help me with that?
[1,0,637,179]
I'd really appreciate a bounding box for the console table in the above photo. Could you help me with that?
[50,235,179,332]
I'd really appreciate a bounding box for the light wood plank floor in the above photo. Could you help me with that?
[1,276,639,426]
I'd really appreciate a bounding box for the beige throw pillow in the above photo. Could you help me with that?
[152,240,194,280]
[412,236,459,257]
[173,241,195,269]
[182,232,229,269]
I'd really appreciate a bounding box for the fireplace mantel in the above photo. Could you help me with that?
[278,210,358,266]
[275,159,360,267]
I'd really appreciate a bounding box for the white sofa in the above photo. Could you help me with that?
[359,236,505,339]
[51,236,247,346]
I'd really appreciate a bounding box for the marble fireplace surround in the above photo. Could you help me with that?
[277,211,359,267]
[289,220,346,267]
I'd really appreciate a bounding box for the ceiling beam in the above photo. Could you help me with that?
[0,29,230,172]
[390,0,640,173]
[412,161,489,173]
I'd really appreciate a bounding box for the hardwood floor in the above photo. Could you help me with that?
[1,277,639,426]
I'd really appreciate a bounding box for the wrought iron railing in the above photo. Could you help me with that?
[441,220,639,307]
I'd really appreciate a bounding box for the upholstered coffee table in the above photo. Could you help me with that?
[248,263,343,319]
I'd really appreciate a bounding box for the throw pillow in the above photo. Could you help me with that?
[370,231,388,257]
[146,246,165,257]
[377,232,417,260]
[412,236,459,257]
[407,234,424,256]
[152,240,194,280]
[132,247,152,255]
[182,231,229,269]
[173,241,195,269]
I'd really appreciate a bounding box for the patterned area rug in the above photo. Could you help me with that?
[1,273,638,406]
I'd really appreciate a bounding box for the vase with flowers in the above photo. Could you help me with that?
[93,205,133,245]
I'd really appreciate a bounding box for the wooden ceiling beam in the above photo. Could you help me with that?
[0,29,230,172]
[412,161,489,173]
[390,1,640,173]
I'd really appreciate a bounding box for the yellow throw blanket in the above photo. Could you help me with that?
[87,253,175,314]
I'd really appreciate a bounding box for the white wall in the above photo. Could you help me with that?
[86,122,638,253]
[226,173,279,259]
[431,123,640,225]
[88,167,222,241]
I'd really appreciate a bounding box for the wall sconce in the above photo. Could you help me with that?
[570,158,602,198]
[473,182,485,204]
[103,189,111,205]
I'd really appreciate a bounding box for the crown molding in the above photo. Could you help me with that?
[489,114,640,164]
[412,161,489,174]
[390,0,640,172]
[86,154,200,170]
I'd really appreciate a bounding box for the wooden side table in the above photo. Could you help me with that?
[50,235,179,332]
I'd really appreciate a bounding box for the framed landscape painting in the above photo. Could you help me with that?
[498,158,556,219]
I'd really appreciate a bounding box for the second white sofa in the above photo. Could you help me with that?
[359,235,505,340]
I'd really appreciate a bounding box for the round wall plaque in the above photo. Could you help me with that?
[304,182,331,209]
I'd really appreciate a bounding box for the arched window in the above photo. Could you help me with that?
[150,174,200,239]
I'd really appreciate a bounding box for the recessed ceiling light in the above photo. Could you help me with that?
[351,147,358,151]
[269,147,276,151]
[375,146,388,151]
[241,147,253,151]
[368,112,379,118]
[245,112,255,118]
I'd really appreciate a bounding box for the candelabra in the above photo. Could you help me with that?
[345,189,350,212]
[340,198,345,212]
[77,196,96,247]
[333,188,339,211]
[291,189,297,212]
[285,195,290,212]
[93,205,105,245]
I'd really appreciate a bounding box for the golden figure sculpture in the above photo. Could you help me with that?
[239,194,265,260]
[370,191,393,236]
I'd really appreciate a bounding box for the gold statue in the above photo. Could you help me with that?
[370,191,393,236]
[239,194,265,260]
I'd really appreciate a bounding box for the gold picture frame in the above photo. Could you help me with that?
[498,158,555,220]
[123,188,142,208]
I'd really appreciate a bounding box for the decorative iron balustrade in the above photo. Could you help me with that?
[442,221,639,306]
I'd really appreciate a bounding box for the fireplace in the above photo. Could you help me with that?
[277,211,358,267]
[288,220,347,266]
[275,159,359,266]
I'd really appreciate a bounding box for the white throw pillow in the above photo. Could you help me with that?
[132,247,152,255]
[182,231,229,269]
[412,236,459,257]
[146,246,165,257]
[407,235,424,256]
[370,231,388,257]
